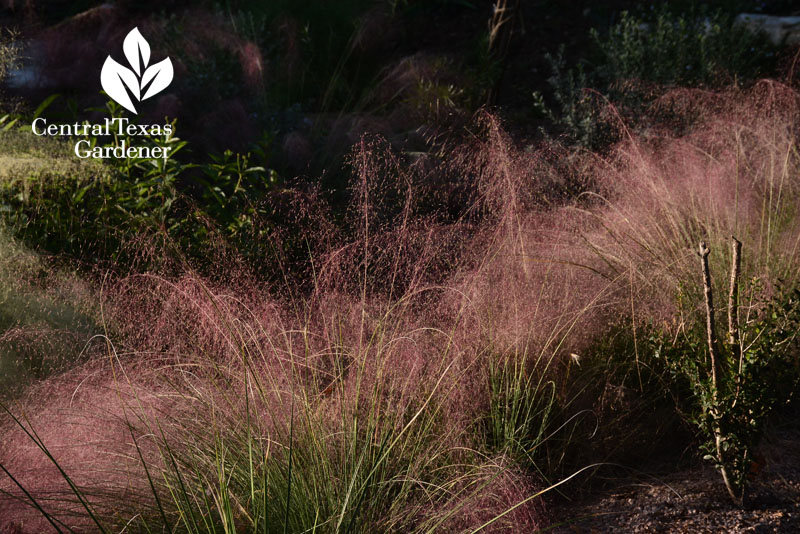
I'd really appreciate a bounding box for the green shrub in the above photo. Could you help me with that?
[0,101,279,270]
[534,7,779,148]
[593,8,776,89]
[532,48,609,149]
[650,269,800,505]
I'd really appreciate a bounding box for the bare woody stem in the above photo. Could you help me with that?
[699,241,721,395]
[728,237,742,377]
[699,240,744,507]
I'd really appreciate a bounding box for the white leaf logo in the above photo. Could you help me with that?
[101,27,173,114]
[123,27,150,76]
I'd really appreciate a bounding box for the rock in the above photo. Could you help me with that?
[735,14,800,46]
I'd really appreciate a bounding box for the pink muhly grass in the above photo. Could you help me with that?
[579,81,800,328]
[4,82,800,531]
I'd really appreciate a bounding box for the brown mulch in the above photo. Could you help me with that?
[546,428,800,533]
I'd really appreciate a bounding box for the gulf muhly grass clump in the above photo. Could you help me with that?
[3,81,800,533]
[582,82,800,298]
[0,130,575,533]
[0,274,543,534]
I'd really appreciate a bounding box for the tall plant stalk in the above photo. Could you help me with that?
[699,237,744,506]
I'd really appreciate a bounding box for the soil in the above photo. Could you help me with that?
[546,427,800,533]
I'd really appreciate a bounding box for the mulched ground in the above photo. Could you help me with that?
[547,428,800,533]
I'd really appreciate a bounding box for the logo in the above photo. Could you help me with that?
[31,27,176,161]
[101,27,173,115]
